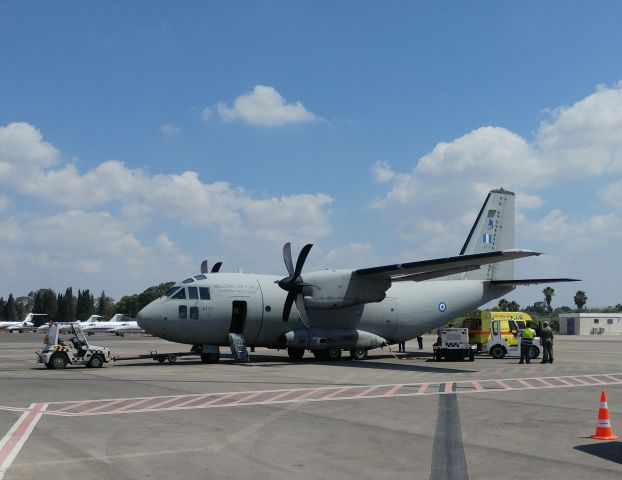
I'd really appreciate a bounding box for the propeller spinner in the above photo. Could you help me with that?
[277,242,313,327]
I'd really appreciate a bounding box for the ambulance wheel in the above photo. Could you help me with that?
[490,345,505,359]
[49,353,68,369]
[88,355,104,368]
[44,362,53,369]
[529,346,540,359]
[350,348,368,360]
[201,352,220,363]
[287,348,305,360]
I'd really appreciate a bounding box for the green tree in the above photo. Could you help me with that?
[3,294,17,321]
[0,298,4,320]
[507,301,520,312]
[574,290,588,310]
[64,287,76,322]
[56,293,68,322]
[96,291,116,319]
[34,289,58,322]
[76,289,95,320]
[137,282,175,311]
[542,287,555,312]
[498,298,510,311]
[115,294,140,318]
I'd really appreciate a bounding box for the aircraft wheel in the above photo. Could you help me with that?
[287,348,304,360]
[326,347,342,361]
[49,353,68,369]
[312,350,329,360]
[490,345,505,359]
[350,348,368,360]
[87,355,104,368]
[201,352,220,363]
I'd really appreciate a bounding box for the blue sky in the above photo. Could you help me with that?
[1,1,622,309]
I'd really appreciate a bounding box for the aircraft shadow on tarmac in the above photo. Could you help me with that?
[574,441,622,465]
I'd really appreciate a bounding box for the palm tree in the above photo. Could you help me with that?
[574,291,587,310]
[498,299,510,311]
[543,287,555,312]
[508,301,520,312]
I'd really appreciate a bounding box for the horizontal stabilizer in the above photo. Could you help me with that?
[490,278,581,286]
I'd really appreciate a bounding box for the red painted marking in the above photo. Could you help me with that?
[417,384,429,394]
[384,384,403,396]
[585,375,607,385]
[171,394,211,409]
[200,392,236,407]
[265,390,298,403]
[230,391,263,405]
[534,377,555,387]
[0,403,45,466]
[79,399,127,415]
[472,381,484,391]
[495,380,512,390]
[321,387,351,399]
[570,376,591,385]
[143,396,185,411]
[356,385,382,397]
[516,378,536,389]
[602,374,621,383]
[113,397,153,412]
[288,388,322,402]
[52,400,92,413]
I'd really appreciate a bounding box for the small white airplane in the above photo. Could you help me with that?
[0,313,48,333]
[81,314,142,335]
[37,314,105,334]
[136,189,578,362]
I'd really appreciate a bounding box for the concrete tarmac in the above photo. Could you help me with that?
[0,333,621,479]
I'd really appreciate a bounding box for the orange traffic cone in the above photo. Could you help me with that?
[591,390,619,440]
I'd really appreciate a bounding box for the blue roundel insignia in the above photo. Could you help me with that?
[438,302,447,312]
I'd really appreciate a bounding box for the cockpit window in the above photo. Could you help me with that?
[164,287,178,297]
[182,278,194,284]
[199,287,211,300]
[188,287,198,300]
[171,288,186,299]
[194,275,207,280]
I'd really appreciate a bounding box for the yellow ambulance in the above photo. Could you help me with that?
[460,310,536,351]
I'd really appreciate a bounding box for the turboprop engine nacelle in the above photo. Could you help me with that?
[301,270,389,309]
[281,328,387,350]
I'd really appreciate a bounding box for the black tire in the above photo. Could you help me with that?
[434,350,442,361]
[167,354,177,364]
[350,348,368,360]
[529,346,540,359]
[326,347,342,361]
[287,348,305,360]
[49,353,68,369]
[490,345,506,359]
[201,352,220,363]
[88,355,104,368]
[157,357,166,363]
[44,362,53,369]
[469,351,475,362]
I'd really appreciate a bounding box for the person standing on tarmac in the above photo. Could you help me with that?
[540,321,554,364]
[519,324,536,364]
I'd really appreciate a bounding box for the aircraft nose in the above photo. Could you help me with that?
[136,302,158,332]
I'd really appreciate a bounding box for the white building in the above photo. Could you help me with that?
[558,313,622,335]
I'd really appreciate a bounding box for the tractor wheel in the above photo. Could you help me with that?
[326,347,342,361]
[88,355,104,368]
[287,348,305,360]
[49,353,68,369]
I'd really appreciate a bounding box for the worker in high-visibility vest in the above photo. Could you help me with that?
[519,325,536,364]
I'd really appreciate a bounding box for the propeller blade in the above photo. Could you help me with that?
[295,294,310,328]
[294,244,313,277]
[211,262,222,273]
[200,260,208,274]
[283,292,296,322]
[283,242,294,276]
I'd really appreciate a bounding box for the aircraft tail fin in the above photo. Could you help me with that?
[460,188,515,280]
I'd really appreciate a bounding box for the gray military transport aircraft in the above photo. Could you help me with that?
[136,189,576,362]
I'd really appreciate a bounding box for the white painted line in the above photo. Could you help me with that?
[0,403,47,480]
[516,378,536,389]
[321,387,351,399]
[384,384,403,396]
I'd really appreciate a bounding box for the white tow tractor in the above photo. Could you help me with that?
[433,327,476,361]
[37,322,113,369]
[484,319,541,359]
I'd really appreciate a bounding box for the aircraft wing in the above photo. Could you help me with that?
[490,278,580,286]
[355,249,540,281]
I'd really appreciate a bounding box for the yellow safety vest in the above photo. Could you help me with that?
[522,328,535,341]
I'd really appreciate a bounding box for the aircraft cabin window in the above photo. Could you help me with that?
[171,288,186,300]
[190,306,199,320]
[199,287,210,300]
[194,275,207,280]
[179,305,187,319]
[182,277,194,284]
[164,287,178,297]
[188,287,198,300]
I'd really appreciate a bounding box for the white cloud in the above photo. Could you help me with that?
[321,243,378,270]
[160,124,182,135]
[371,160,395,183]
[201,107,212,121]
[216,85,317,127]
